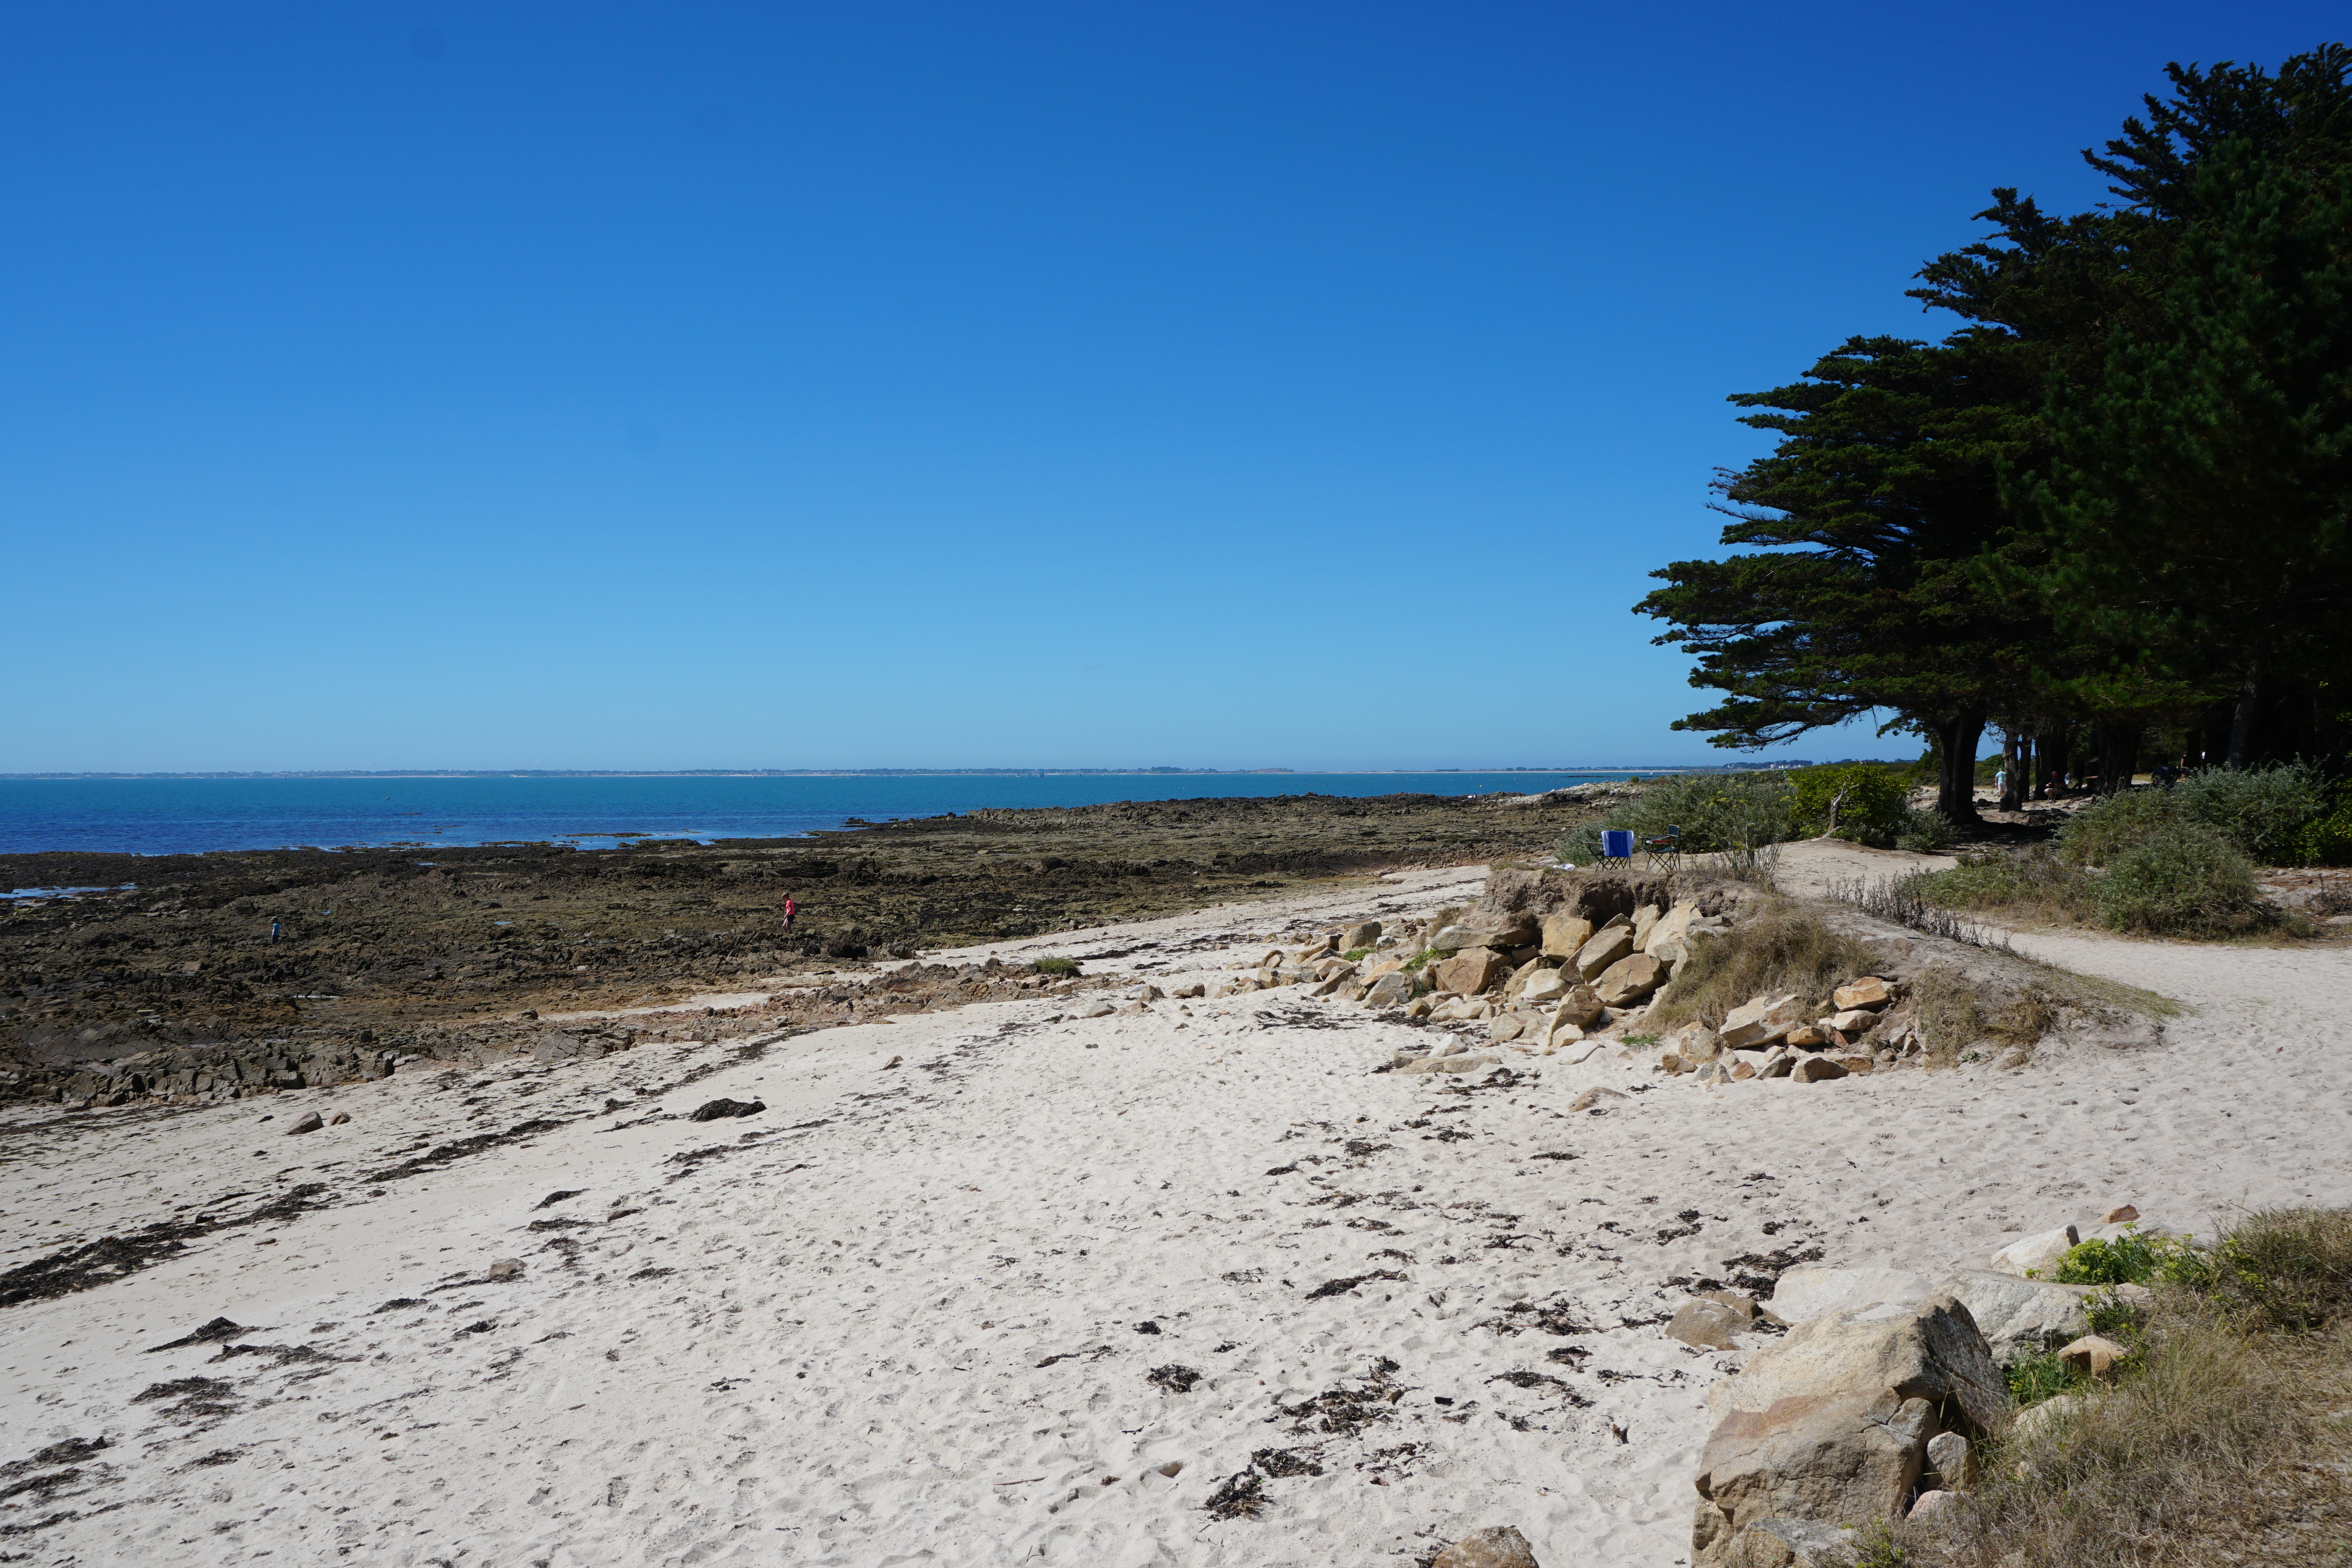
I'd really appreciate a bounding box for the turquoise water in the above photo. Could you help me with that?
[0,773,1645,858]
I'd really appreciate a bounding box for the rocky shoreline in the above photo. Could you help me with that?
[1,788,1619,1106]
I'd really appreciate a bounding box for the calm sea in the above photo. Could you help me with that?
[0,773,1646,860]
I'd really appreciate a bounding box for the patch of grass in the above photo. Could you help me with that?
[1032,956,1081,977]
[1646,902,1884,1030]
[1341,947,1372,962]
[1910,848,2097,928]
[1907,964,2060,1068]
[1830,873,2014,947]
[1885,1206,2352,1567]
[2162,1205,2352,1333]
[2004,1348,2092,1407]
[1909,967,1981,1065]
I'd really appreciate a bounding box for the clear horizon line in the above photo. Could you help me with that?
[0,763,1842,781]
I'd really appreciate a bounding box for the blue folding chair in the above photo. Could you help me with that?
[1599,828,1635,867]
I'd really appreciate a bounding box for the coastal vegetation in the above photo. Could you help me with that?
[1638,45,2352,833]
[1879,1206,2352,1567]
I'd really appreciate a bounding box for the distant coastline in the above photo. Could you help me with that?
[0,764,1780,781]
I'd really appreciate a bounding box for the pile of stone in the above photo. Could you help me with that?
[1217,890,1738,1049]
[1681,1204,2173,1563]
[1214,919,1391,999]
[1688,1285,2004,1567]
[1652,974,1906,1086]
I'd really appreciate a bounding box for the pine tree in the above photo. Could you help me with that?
[1636,335,2044,822]
[2029,138,2352,764]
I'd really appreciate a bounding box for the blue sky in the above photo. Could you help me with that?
[5,2,2341,772]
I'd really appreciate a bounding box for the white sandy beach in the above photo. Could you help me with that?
[5,851,2350,1566]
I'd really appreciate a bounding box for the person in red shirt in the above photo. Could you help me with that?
[782,893,797,934]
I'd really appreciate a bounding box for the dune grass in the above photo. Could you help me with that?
[1877,1206,2352,1568]
[1647,902,1886,1029]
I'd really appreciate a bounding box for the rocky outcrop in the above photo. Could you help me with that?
[1432,1525,1542,1568]
[1691,1294,2004,1566]
[1934,1270,2095,1366]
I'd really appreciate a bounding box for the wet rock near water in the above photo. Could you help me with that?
[0,791,1613,1104]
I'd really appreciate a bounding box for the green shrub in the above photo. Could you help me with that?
[2294,787,2352,866]
[2062,763,2332,869]
[2004,1347,2090,1407]
[1791,763,1910,845]
[2173,761,2330,863]
[1558,771,1797,868]
[1033,955,1081,976]
[1894,808,1953,853]
[1912,847,2094,922]
[2164,1206,2352,1330]
[2050,1226,2181,1285]
[2056,788,2190,867]
[2092,824,2271,935]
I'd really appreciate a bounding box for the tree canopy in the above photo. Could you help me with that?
[1639,43,2352,813]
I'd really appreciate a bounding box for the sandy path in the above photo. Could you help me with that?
[4,865,2350,1566]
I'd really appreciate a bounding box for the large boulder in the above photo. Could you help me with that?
[1433,947,1509,996]
[1767,1266,1933,1325]
[1698,1515,1856,1568]
[1550,985,1605,1032]
[1833,977,1893,1009]
[1670,1298,1753,1350]
[1719,994,1806,1050]
[1362,971,1414,1009]
[1432,1526,1541,1568]
[1692,1293,2004,1564]
[1342,921,1382,951]
[1430,915,1536,953]
[1632,903,1666,949]
[1573,922,1636,981]
[532,1032,585,1062]
[1595,952,1666,1007]
[1645,901,1701,956]
[1519,968,1572,1005]
[1988,1225,2080,1278]
[1540,912,1595,960]
[1669,1025,1725,1065]
[1935,1269,2096,1366]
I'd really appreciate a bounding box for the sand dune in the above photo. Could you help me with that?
[5,861,2348,1566]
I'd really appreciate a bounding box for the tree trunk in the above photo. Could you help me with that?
[2097,719,2144,793]
[1932,714,1986,824]
[2228,647,2266,769]
[1999,731,2024,811]
[2034,721,2072,798]
[2197,702,2233,770]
